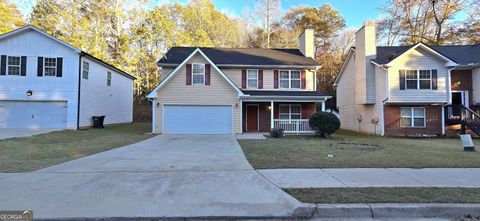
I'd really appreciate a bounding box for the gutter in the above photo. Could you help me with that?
[76,54,83,130]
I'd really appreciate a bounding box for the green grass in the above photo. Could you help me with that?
[0,123,153,172]
[285,188,480,204]
[239,130,480,168]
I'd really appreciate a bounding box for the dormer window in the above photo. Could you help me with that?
[192,63,205,85]
[247,69,258,89]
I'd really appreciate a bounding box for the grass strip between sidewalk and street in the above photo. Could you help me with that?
[285,187,480,204]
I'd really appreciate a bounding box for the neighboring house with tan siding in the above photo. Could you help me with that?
[147,29,331,134]
[335,22,480,137]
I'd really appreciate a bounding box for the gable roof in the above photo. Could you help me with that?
[372,43,480,66]
[157,47,320,68]
[0,25,135,80]
[147,48,244,98]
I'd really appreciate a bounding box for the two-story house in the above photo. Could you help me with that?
[335,22,480,136]
[147,29,331,134]
[0,25,135,130]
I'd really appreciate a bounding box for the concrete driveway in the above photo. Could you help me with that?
[0,135,300,219]
[0,128,61,140]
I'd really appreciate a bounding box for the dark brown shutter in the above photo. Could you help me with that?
[186,64,192,85]
[241,69,246,89]
[301,70,306,89]
[301,104,309,119]
[274,103,279,119]
[258,70,263,89]
[37,57,43,77]
[205,64,211,85]
[399,70,405,90]
[274,70,279,89]
[431,69,438,90]
[56,57,63,77]
[1,55,6,76]
[20,56,27,76]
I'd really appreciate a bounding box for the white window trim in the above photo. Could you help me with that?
[400,107,426,128]
[404,69,432,90]
[7,56,21,76]
[247,69,258,89]
[279,104,302,120]
[192,63,205,85]
[107,71,112,86]
[279,70,301,89]
[43,57,57,77]
[82,61,89,80]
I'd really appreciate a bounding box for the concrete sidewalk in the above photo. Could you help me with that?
[259,168,480,188]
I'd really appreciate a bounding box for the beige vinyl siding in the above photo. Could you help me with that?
[223,68,315,91]
[154,54,241,133]
[473,68,480,104]
[388,47,449,103]
[354,24,377,104]
[337,53,386,135]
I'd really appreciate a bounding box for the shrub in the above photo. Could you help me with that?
[269,128,285,138]
[309,111,341,138]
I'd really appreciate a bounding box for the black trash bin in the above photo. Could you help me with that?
[92,116,105,128]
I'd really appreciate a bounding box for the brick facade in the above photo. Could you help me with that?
[243,102,317,132]
[384,105,443,136]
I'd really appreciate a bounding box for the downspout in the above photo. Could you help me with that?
[381,64,389,136]
[76,53,83,130]
[149,97,156,134]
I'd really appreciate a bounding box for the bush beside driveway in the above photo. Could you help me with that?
[0,123,153,172]
[239,130,480,168]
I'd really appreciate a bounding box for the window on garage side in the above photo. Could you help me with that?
[44,57,57,76]
[107,71,112,86]
[192,63,205,85]
[82,61,89,79]
[7,56,21,75]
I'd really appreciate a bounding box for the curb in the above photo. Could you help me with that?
[310,203,480,219]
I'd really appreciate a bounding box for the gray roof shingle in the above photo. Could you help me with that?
[372,45,480,65]
[158,47,320,67]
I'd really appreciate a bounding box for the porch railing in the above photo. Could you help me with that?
[273,119,315,134]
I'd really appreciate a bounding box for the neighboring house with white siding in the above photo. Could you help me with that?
[335,22,480,137]
[0,25,135,129]
[147,29,331,134]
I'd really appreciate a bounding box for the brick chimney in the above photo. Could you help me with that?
[299,29,315,58]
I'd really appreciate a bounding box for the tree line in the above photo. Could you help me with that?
[0,0,478,104]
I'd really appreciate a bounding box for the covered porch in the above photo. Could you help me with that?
[240,91,330,134]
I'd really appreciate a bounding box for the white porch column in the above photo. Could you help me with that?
[151,98,156,134]
[270,101,274,129]
[321,100,326,112]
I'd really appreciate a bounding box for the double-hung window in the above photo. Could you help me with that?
[247,69,258,89]
[82,61,89,79]
[107,71,112,86]
[279,104,301,120]
[405,70,432,89]
[279,70,301,89]
[44,57,57,76]
[400,107,426,127]
[192,63,205,85]
[7,56,21,75]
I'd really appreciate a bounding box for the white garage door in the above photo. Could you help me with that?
[0,101,67,129]
[164,105,233,134]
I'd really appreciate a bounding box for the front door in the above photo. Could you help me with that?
[246,105,259,131]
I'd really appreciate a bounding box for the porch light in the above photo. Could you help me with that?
[26,90,33,96]
[268,105,271,110]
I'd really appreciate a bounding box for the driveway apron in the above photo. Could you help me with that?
[0,135,300,219]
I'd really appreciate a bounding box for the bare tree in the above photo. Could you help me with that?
[254,0,280,48]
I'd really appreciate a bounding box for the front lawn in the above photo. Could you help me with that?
[239,130,480,168]
[285,188,480,204]
[0,123,153,172]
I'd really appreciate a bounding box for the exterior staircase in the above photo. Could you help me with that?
[445,104,480,136]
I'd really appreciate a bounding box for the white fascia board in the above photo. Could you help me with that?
[147,48,243,98]
[333,48,355,87]
[0,25,81,53]
[386,43,459,67]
